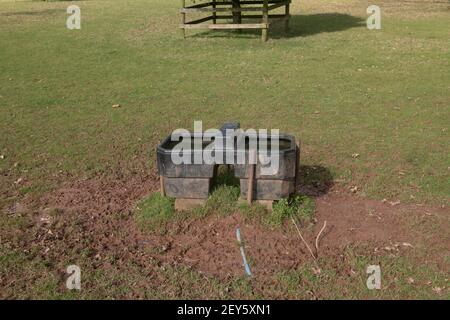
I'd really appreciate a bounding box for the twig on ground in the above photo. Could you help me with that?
[291,218,316,260]
[315,221,327,255]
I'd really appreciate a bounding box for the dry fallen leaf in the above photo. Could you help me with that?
[389,200,401,206]
[39,215,52,225]
[402,242,413,248]
[432,287,442,294]
[312,267,321,276]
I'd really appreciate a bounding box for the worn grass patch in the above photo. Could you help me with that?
[134,182,314,232]
[200,185,241,216]
[276,246,450,299]
[134,192,175,234]
[239,194,316,228]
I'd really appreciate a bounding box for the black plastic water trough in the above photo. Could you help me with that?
[157,133,215,199]
[156,123,299,201]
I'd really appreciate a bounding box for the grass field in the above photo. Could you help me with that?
[0,0,449,299]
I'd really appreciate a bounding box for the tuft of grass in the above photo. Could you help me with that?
[134,167,239,232]
[269,194,315,227]
[239,194,315,229]
[134,192,175,234]
[200,184,240,216]
[193,165,240,217]
[134,182,239,233]
[240,201,269,221]
[134,179,314,232]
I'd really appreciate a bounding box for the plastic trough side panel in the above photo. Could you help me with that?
[156,134,216,178]
[164,177,211,199]
[233,134,297,180]
[159,161,216,178]
[239,179,295,200]
[234,150,297,180]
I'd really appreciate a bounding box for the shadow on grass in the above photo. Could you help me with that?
[211,164,334,198]
[297,165,334,197]
[211,165,240,192]
[0,9,61,17]
[190,13,365,39]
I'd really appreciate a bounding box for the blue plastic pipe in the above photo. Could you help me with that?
[236,228,252,276]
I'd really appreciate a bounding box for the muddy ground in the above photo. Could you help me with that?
[1,171,449,298]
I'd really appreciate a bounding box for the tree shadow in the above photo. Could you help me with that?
[191,13,365,39]
[275,13,365,38]
[297,165,334,197]
[0,9,60,17]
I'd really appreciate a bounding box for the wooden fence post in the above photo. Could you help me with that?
[262,0,269,42]
[212,0,217,24]
[181,0,186,38]
[247,149,257,205]
[160,175,166,197]
[285,2,290,32]
[232,0,242,24]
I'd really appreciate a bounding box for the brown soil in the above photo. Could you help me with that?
[8,172,447,283]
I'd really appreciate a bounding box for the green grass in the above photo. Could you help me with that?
[134,192,175,233]
[134,165,315,230]
[4,243,447,299]
[0,0,449,204]
[134,188,315,232]
[271,194,315,227]
[134,166,242,232]
[275,246,450,299]
[201,185,241,216]
[149,247,449,299]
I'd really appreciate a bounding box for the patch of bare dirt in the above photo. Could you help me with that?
[37,173,158,218]
[4,171,445,286]
[148,188,449,277]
